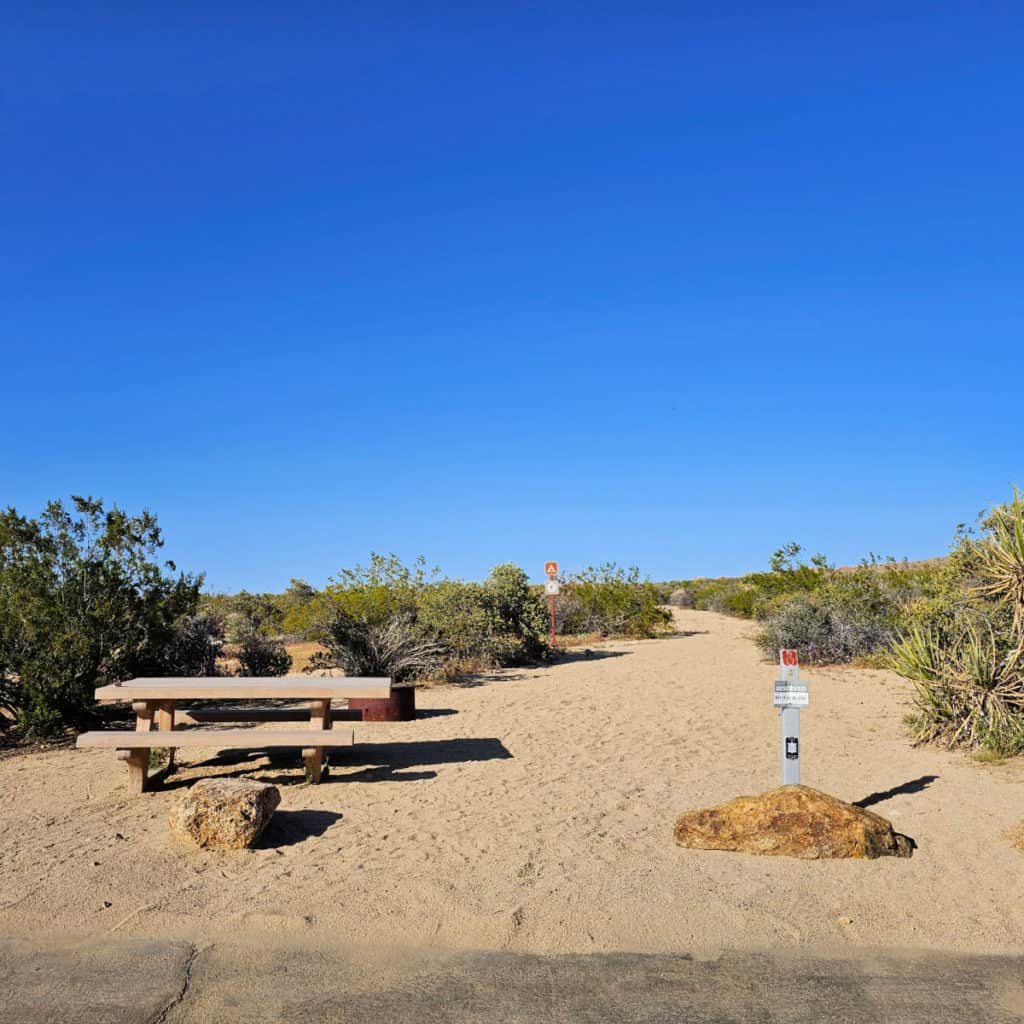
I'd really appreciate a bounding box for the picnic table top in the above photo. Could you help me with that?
[94,677,391,702]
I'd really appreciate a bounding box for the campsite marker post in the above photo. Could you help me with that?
[544,561,559,647]
[774,649,808,785]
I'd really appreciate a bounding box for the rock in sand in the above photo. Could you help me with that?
[169,778,280,850]
[673,784,913,859]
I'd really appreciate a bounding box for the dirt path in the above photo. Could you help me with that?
[1,609,1022,957]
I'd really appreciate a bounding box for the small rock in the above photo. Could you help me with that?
[673,785,914,860]
[169,778,281,850]
[102,901,112,909]
[838,916,853,926]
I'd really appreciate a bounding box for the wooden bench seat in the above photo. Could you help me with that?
[77,728,354,791]
[76,728,355,749]
[175,707,362,725]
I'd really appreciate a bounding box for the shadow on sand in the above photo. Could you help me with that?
[854,775,939,809]
[449,648,633,688]
[258,809,343,848]
[158,737,512,790]
[551,648,631,665]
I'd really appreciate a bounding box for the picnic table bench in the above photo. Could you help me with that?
[76,676,391,794]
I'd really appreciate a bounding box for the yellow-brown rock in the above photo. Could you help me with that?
[169,778,280,850]
[1003,823,1024,850]
[673,785,913,859]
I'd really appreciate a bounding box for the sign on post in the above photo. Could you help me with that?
[544,562,558,646]
[776,649,808,785]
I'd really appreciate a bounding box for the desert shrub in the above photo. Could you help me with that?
[316,611,445,681]
[755,591,895,664]
[683,578,751,613]
[416,580,491,660]
[319,553,435,626]
[417,565,549,668]
[236,632,292,676]
[753,557,929,664]
[279,578,320,637]
[219,591,284,643]
[161,613,224,676]
[889,488,1024,754]
[667,588,695,608]
[478,564,550,662]
[0,497,201,736]
[558,564,670,638]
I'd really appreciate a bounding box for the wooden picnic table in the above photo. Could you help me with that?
[77,676,391,794]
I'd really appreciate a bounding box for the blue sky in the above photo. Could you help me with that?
[3,4,1022,592]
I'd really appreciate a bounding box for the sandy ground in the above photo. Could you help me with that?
[1,609,1023,959]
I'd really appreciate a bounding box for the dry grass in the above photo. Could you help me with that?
[284,640,327,673]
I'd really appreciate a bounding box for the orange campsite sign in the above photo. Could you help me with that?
[544,561,559,577]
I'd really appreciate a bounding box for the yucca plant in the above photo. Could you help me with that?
[889,486,1024,755]
[971,486,1024,666]
[316,611,446,682]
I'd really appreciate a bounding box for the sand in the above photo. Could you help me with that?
[1,609,1022,957]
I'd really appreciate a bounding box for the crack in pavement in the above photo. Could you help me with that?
[150,943,203,1024]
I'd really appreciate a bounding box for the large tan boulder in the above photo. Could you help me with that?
[673,785,913,859]
[169,778,280,850]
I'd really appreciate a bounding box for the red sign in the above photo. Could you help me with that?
[544,561,559,577]
[780,649,799,666]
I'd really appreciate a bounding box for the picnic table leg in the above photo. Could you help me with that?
[155,700,177,771]
[303,698,331,783]
[117,749,148,795]
[122,700,158,794]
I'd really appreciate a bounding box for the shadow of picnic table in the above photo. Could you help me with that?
[160,737,513,789]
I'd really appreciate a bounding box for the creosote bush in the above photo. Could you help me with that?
[0,497,202,737]
[755,590,895,665]
[162,613,224,677]
[236,632,292,676]
[557,564,670,638]
[417,564,548,668]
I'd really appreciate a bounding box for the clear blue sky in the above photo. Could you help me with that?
[3,4,1022,592]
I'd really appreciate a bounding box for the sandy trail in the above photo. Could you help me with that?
[1,609,1022,956]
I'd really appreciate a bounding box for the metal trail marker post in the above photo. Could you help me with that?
[544,562,559,647]
[774,649,808,785]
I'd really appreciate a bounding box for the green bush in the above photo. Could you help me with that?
[162,613,224,676]
[0,497,201,736]
[279,578,319,637]
[319,553,434,626]
[237,632,292,676]
[755,589,896,664]
[557,564,670,638]
[416,580,492,661]
[417,565,549,668]
[753,557,945,665]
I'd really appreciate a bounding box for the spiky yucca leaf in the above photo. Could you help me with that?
[973,486,1024,658]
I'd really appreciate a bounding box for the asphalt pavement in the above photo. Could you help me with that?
[2,936,1022,1023]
